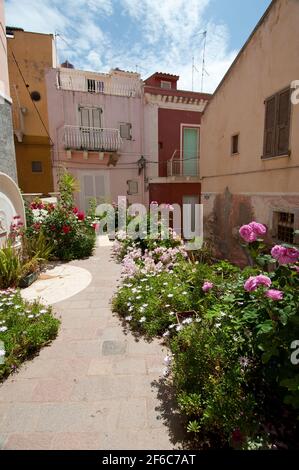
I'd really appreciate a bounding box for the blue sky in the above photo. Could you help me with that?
[5,0,272,92]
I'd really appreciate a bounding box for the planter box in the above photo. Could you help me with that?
[19,271,38,288]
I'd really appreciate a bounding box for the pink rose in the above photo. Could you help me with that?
[249,222,267,236]
[239,221,267,243]
[271,245,299,265]
[239,225,257,243]
[265,289,284,301]
[202,281,214,292]
[244,274,271,292]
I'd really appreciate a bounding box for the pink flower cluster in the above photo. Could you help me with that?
[202,281,213,292]
[244,274,272,291]
[271,245,299,265]
[239,221,267,243]
[120,245,187,277]
[244,275,283,300]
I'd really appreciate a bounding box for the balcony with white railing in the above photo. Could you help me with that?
[167,150,199,178]
[64,126,122,152]
[57,68,142,98]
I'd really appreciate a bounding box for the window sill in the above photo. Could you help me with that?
[261,152,291,161]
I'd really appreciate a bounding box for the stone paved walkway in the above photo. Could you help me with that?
[0,244,175,450]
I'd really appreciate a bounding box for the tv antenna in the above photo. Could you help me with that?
[201,30,208,92]
[191,30,208,92]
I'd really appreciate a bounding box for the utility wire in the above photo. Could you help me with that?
[7,43,54,145]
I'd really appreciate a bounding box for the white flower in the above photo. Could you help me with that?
[136,295,142,300]
[40,309,47,314]
[142,303,148,307]
[163,282,168,286]
[128,306,133,312]
[28,315,34,319]
[169,311,175,316]
[176,325,183,332]
[167,294,173,298]
[127,302,132,306]
[0,326,7,332]
[163,367,170,377]
[125,315,132,321]
[195,318,202,322]
[169,324,176,329]
[0,349,5,357]
[165,304,170,307]
[182,318,193,325]
[182,291,188,295]
[215,323,221,328]
[163,331,170,337]
[139,316,146,323]
[164,355,172,365]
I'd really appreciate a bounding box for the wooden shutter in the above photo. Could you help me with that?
[263,96,276,158]
[92,108,101,128]
[80,107,90,127]
[275,88,291,156]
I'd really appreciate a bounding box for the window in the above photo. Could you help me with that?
[263,87,291,158]
[119,122,132,140]
[127,180,138,195]
[273,211,295,244]
[231,134,239,155]
[79,107,102,128]
[31,161,42,173]
[86,78,104,93]
[161,80,171,89]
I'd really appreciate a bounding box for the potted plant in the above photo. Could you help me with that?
[18,257,39,288]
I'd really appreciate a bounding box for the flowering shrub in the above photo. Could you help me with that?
[0,289,60,379]
[25,173,97,261]
[112,219,299,448]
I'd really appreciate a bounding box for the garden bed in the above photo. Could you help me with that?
[0,289,60,381]
[112,220,299,449]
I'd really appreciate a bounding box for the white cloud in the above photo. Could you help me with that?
[4,0,238,92]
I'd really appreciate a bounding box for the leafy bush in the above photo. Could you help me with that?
[0,242,21,288]
[112,218,299,448]
[0,289,60,380]
[24,172,97,261]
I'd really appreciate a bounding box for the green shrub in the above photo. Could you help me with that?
[0,289,60,380]
[0,242,22,288]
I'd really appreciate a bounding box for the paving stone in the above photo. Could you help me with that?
[102,340,127,356]
[4,432,54,450]
[113,357,147,375]
[88,359,113,376]
[36,401,120,433]
[51,432,101,450]
[31,379,74,402]
[118,398,147,429]
[0,379,38,403]
[1,404,41,432]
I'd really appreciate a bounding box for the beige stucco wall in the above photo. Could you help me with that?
[200,0,299,262]
[0,0,10,100]
[200,0,299,195]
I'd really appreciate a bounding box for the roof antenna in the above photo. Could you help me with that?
[201,30,207,92]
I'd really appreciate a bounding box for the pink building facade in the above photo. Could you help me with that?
[46,66,146,210]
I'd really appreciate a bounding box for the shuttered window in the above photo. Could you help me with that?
[79,107,102,128]
[263,87,291,158]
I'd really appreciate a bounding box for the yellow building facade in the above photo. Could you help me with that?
[7,28,56,194]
